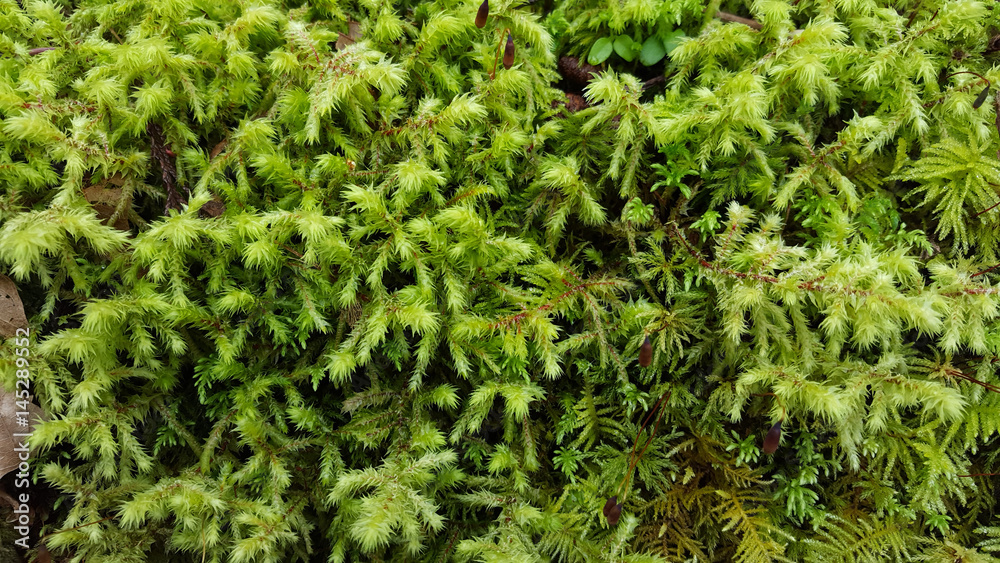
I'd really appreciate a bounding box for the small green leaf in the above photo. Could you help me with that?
[639,36,666,66]
[624,197,654,225]
[659,29,685,56]
[588,37,614,65]
[691,210,721,239]
[613,36,635,62]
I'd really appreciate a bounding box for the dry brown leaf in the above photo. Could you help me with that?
[0,276,27,339]
[82,173,130,231]
[0,389,46,481]
[199,195,226,219]
[336,20,362,50]
[340,302,362,328]
[209,138,229,161]
[335,33,354,50]
[82,186,123,207]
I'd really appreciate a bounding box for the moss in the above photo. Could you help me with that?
[0,0,999,560]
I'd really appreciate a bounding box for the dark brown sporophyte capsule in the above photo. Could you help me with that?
[603,496,622,526]
[639,336,652,367]
[602,496,617,518]
[503,32,515,69]
[475,0,488,28]
[762,421,783,455]
[974,85,991,109]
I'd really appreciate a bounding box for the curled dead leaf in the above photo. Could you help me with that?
[0,389,46,481]
[0,276,27,339]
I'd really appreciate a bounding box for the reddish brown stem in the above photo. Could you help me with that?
[974,198,1000,218]
[972,263,1000,278]
[490,28,511,80]
[616,391,671,496]
[946,71,990,87]
[950,370,1000,394]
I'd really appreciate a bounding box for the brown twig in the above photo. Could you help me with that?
[642,75,667,91]
[715,11,762,30]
